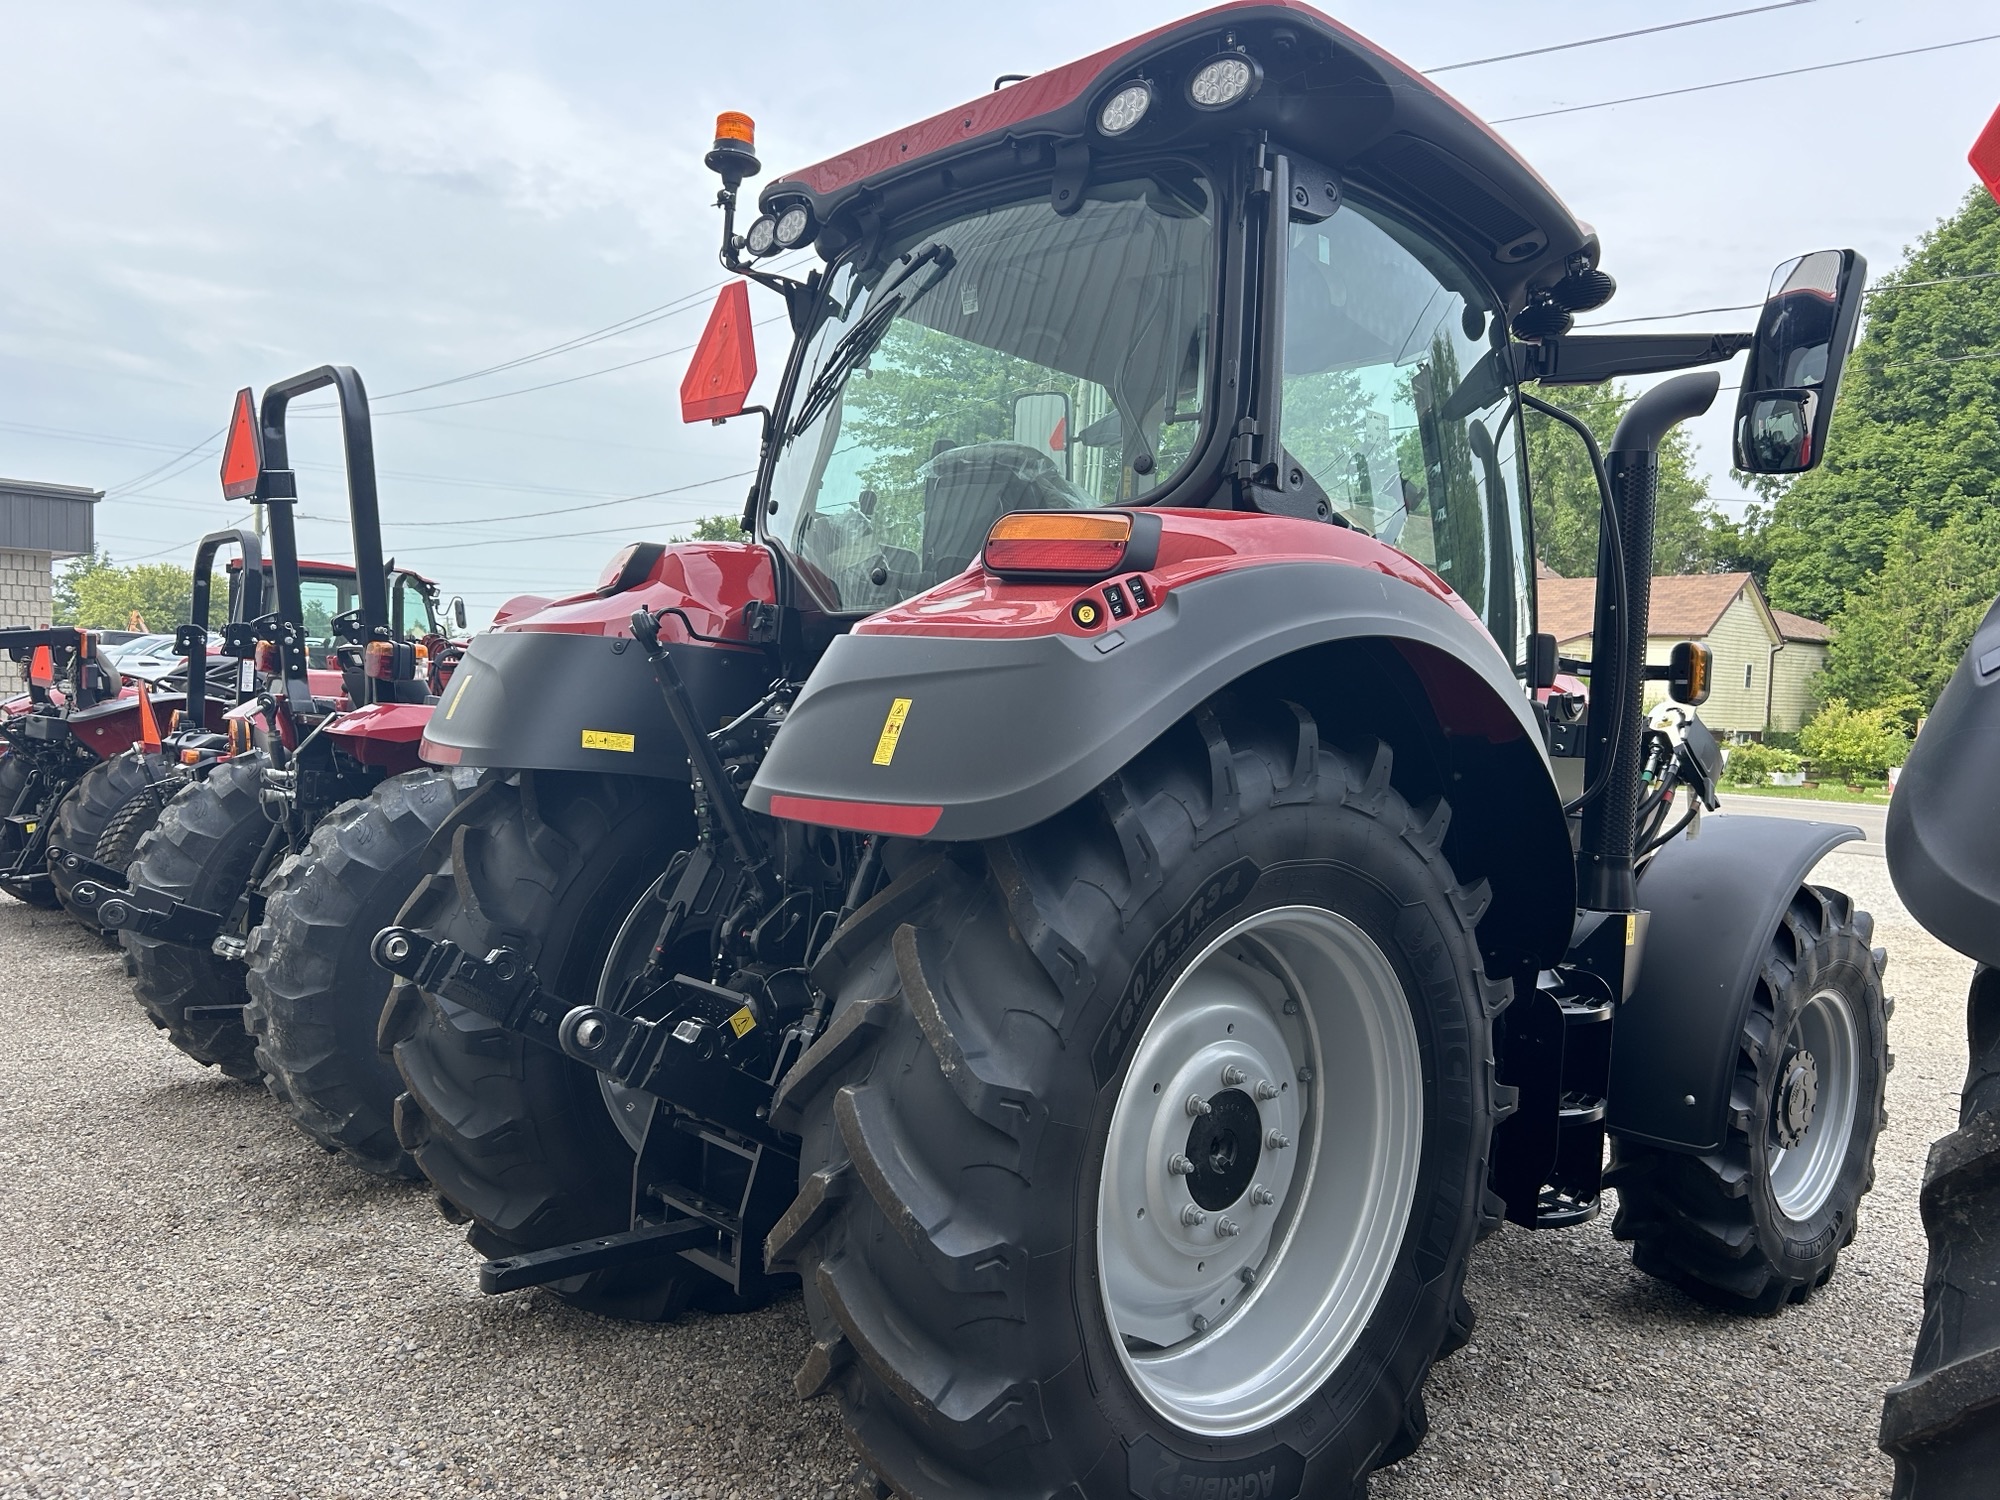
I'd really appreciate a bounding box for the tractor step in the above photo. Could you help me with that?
[477,1217,714,1294]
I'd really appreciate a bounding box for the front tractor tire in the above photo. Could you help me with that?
[1608,884,1889,1313]
[769,707,1511,1500]
[123,754,273,1081]
[380,770,703,1321]
[49,749,176,930]
[244,767,480,1178]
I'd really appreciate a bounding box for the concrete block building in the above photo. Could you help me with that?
[0,479,100,694]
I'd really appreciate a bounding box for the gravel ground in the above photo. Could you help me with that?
[0,845,1965,1499]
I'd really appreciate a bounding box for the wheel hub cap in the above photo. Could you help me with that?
[1185,1088,1264,1211]
[1774,1048,1819,1150]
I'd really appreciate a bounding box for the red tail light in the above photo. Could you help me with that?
[364,640,416,681]
[254,640,280,674]
[984,511,1133,577]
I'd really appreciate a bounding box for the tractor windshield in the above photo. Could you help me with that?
[764,170,1216,612]
[1281,196,1532,666]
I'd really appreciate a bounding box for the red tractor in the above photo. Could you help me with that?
[379,7,1888,1492]
[72,368,478,1181]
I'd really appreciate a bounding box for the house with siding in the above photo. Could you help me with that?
[1537,571,1830,736]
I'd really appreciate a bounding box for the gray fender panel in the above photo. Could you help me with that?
[1608,813,1860,1151]
[749,561,1571,964]
[422,629,769,781]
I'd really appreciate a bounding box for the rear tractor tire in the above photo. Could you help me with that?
[769,705,1512,1499]
[122,754,273,1081]
[1608,884,1889,1313]
[244,766,480,1179]
[49,749,177,932]
[380,770,709,1321]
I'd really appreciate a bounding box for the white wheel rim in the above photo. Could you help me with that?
[1770,986,1860,1221]
[1096,905,1423,1437]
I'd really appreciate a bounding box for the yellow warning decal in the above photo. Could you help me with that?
[873,697,913,766]
[1625,913,1637,946]
[726,1006,758,1039]
[444,674,472,720]
[581,729,636,753]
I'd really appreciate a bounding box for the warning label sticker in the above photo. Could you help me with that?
[581,729,636,753]
[873,697,913,766]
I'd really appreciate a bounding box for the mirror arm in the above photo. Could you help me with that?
[1520,332,1753,384]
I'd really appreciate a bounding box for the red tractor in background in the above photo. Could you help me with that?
[377,7,1888,1493]
[69,366,482,1179]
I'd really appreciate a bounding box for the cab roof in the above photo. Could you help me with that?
[762,1,1597,312]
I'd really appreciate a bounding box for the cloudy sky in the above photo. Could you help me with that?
[3,0,1994,618]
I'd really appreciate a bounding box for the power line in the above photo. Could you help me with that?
[1574,271,2000,329]
[1492,33,2000,124]
[1425,1,1813,74]
[102,428,225,495]
[384,469,756,537]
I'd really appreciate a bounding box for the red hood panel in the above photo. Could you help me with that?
[501,541,775,646]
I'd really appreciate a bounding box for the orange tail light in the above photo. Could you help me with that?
[983,511,1135,578]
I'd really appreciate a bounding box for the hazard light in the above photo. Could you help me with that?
[220,387,262,501]
[983,511,1133,578]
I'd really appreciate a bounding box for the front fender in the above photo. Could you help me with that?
[325,702,433,774]
[1608,813,1860,1152]
[749,559,1574,967]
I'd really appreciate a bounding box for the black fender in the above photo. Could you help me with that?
[419,629,768,780]
[749,560,1574,970]
[1886,592,2000,968]
[1608,813,1860,1152]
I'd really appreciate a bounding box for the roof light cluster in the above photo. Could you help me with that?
[742,200,816,259]
[1095,43,1263,139]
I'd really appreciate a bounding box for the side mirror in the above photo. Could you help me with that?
[1527,631,1559,692]
[448,595,467,631]
[681,282,758,424]
[1011,390,1073,479]
[1732,248,1866,474]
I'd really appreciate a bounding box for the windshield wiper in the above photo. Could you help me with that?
[789,242,955,438]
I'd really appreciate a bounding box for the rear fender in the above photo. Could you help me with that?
[1608,813,1859,1151]
[325,702,433,774]
[749,558,1574,971]
[420,540,776,779]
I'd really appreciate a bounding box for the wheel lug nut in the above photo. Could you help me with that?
[1192,1314,1210,1334]
[1239,1266,1258,1287]
[1167,1153,1193,1176]
[1181,1205,1207,1227]
[1297,1066,1314,1083]
[1252,1184,1275,1206]
[1254,1079,1279,1101]
[1266,1130,1291,1150]
[1185,1094,1212,1118]
[1214,1217,1241,1238]
[1221,1064,1246,1087]
[1283,998,1299,1015]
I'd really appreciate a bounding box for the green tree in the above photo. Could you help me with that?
[678,514,745,542]
[1763,188,2000,620]
[53,551,203,631]
[1798,698,1910,784]
[1523,380,1722,578]
[1816,505,2000,721]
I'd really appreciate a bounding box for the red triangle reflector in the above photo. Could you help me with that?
[220,387,263,500]
[1974,102,2000,207]
[27,645,53,687]
[680,282,757,424]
